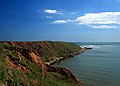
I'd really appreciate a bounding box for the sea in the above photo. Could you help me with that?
[57,42,120,86]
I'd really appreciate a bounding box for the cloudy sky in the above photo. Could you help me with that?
[0,0,120,42]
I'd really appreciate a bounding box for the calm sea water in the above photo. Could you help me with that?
[57,42,120,86]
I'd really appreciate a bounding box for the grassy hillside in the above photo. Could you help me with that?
[4,41,82,62]
[0,42,84,86]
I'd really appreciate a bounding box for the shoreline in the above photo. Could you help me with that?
[0,41,86,86]
[46,47,87,65]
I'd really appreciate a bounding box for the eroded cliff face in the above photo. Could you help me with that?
[47,65,84,86]
[0,41,84,86]
[4,41,82,62]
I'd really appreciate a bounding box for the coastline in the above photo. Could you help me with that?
[0,41,86,86]
[45,47,88,86]
[46,47,87,65]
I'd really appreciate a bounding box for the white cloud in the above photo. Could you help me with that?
[46,16,53,18]
[88,25,118,29]
[52,19,71,24]
[45,9,57,14]
[75,12,120,24]
[74,12,120,28]
[50,12,120,29]
[44,9,63,14]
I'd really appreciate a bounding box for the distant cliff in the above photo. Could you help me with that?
[0,41,84,86]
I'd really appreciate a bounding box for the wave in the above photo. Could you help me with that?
[81,45,101,48]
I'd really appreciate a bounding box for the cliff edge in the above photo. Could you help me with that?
[0,41,84,86]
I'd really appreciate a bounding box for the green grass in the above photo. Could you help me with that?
[0,42,80,86]
[13,68,25,85]
[42,72,76,86]
[38,41,81,60]
[0,43,43,85]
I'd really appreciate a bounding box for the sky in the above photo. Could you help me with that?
[0,0,120,42]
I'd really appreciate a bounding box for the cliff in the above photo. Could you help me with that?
[4,41,83,62]
[0,41,84,86]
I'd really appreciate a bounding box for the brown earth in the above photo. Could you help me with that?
[0,41,84,86]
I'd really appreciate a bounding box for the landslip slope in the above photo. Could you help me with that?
[0,41,84,86]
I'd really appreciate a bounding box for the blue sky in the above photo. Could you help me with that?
[0,0,120,42]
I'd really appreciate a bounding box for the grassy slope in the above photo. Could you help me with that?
[0,42,82,86]
[5,41,82,62]
[0,43,43,85]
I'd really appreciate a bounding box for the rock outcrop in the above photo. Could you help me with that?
[47,65,84,86]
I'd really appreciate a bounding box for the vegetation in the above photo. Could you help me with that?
[7,41,82,61]
[42,72,76,86]
[0,43,42,85]
[0,42,82,86]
